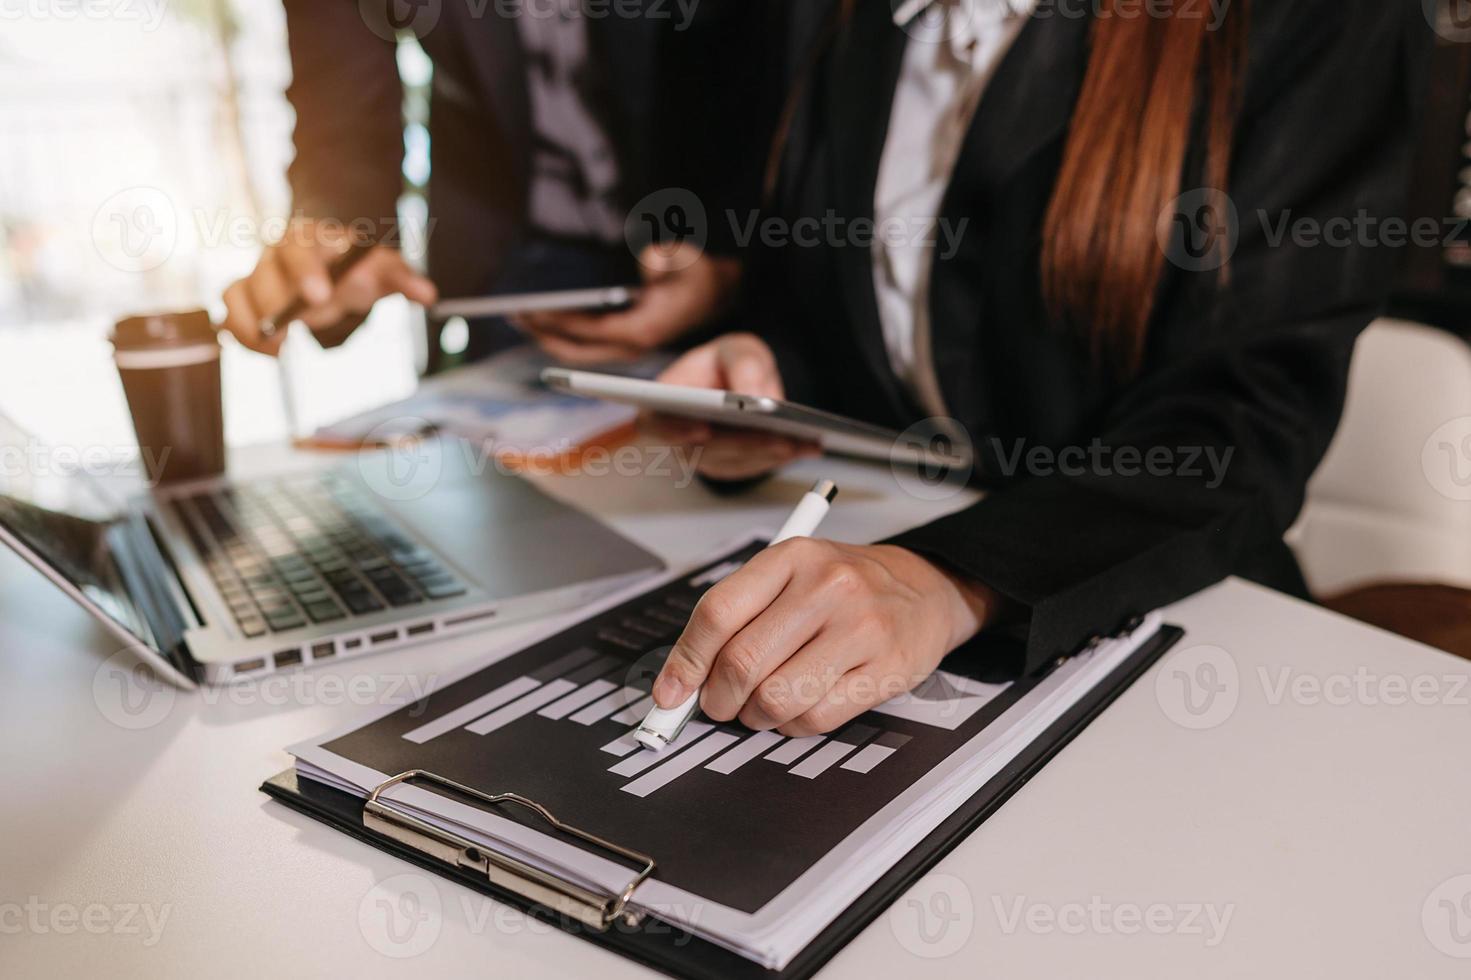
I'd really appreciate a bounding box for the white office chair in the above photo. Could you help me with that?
[1289,318,1471,655]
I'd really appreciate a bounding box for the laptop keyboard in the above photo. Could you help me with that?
[174,474,467,638]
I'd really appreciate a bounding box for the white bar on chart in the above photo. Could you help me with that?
[466,679,578,734]
[537,679,618,720]
[840,743,896,774]
[621,732,741,798]
[608,722,714,777]
[609,694,656,725]
[571,685,645,725]
[790,739,862,778]
[765,735,825,765]
[706,731,784,774]
[600,733,644,756]
[401,676,541,743]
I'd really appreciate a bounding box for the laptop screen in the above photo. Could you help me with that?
[0,414,153,647]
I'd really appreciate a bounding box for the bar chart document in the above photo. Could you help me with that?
[288,537,1167,970]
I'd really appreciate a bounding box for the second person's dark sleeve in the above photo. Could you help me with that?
[282,0,404,223]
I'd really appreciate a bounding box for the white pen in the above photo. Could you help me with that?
[634,479,839,752]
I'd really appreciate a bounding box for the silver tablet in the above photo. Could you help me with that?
[542,368,971,469]
[432,286,638,320]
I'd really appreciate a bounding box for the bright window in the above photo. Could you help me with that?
[0,2,428,457]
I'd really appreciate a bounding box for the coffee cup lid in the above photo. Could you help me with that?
[112,310,217,351]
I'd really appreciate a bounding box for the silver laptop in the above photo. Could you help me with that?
[0,421,662,686]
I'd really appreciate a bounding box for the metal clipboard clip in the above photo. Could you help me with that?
[363,770,656,932]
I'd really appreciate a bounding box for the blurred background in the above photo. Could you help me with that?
[9,2,1471,607]
[0,2,440,454]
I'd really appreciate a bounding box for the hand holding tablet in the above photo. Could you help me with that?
[542,333,973,477]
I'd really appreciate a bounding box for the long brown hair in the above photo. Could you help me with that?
[766,0,1250,378]
[1043,4,1249,375]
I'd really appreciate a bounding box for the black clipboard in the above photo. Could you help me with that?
[261,623,1183,980]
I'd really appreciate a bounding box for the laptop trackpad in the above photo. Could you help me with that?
[347,443,659,599]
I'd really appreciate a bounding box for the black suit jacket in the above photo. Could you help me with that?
[281,0,783,303]
[752,0,1430,675]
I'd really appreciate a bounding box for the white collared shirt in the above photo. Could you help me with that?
[872,0,1035,417]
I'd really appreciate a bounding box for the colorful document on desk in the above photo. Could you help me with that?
[289,538,1163,969]
[309,345,668,461]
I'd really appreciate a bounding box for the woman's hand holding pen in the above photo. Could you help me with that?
[650,539,1004,736]
[641,333,1008,736]
[645,332,820,481]
[222,217,438,356]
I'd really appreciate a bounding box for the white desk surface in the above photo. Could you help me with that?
[3,443,1470,978]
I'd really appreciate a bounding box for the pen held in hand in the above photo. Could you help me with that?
[258,237,382,340]
[633,479,839,752]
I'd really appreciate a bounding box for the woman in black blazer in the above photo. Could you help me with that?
[645,0,1429,735]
